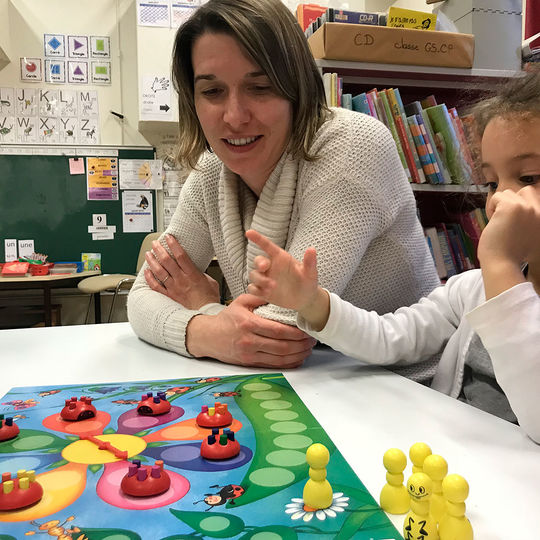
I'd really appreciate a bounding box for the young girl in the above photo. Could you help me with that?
[245,72,540,444]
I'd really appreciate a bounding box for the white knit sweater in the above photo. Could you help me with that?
[128,108,440,378]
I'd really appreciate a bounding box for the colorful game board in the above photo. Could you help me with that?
[0,373,401,539]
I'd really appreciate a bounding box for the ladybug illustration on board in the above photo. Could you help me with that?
[194,484,245,511]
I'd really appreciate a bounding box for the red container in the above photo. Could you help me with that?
[29,263,53,276]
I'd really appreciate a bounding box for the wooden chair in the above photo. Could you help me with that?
[78,232,160,323]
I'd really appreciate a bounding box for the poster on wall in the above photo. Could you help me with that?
[119,159,163,190]
[44,34,66,57]
[137,0,171,27]
[1,87,100,145]
[122,190,154,233]
[20,58,42,82]
[87,157,119,201]
[140,75,173,121]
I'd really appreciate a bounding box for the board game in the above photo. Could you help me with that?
[0,373,401,539]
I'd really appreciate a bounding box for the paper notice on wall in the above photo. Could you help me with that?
[4,239,17,262]
[137,0,171,27]
[87,157,118,200]
[171,2,198,28]
[140,75,172,121]
[18,239,35,259]
[69,157,85,175]
[119,159,163,190]
[122,191,154,233]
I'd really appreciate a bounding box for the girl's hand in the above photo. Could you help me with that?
[144,234,220,309]
[478,186,540,299]
[245,229,319,311]
[245,229,330,331]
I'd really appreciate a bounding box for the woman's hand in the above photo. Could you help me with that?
[144,234,220,310]
[186,294,316,368]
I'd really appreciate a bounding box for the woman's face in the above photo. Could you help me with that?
[192,32,292,196]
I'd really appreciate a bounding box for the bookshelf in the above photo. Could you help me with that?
[314,59,517,277]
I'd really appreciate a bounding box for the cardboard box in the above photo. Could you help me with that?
[439,0,521,71]
[308,23,474,69]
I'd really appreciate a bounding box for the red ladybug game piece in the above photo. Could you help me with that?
[200,429,240,460]
[196,402,233,428]
[0,470,43,511]
[0,415,20,442]
[60,397,97,422]
[120,460,171,497]
[137,392,171,416]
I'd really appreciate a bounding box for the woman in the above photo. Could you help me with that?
[127,0,440,375]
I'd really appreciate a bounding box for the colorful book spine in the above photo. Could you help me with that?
[424,227,447,279]
[425,104,472,185]
[419,110,452,184]
[341,93,353,110]
[415,113,445,184]
[387,88,426,183]
[364,91,378,120]
[436,225,457,278]
[330,73,337,107]
[351,93,370,114]
[448,107,483,185]
[407,115,440,184]
[322,72,332,107]
[421,94,438,109]
[377,89,413,182]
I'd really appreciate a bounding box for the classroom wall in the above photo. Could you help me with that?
[0,0,149,146]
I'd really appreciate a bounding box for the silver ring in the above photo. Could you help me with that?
[162,275,169,284]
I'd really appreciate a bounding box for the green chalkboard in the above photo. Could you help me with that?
[1,147,156,274]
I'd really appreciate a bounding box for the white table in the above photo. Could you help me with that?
[2,322,539,538]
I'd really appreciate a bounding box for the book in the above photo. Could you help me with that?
[456,212,482,266]
[376,89,412,182]
[387,88,426,183]
[322,72,332,107]
[436,225,457,278]
[460,113,483,183]
[473,207,488,230]
[448,107,482,184]
[404,100,423,118]
[419,110,452,184]
[330,73,337,107]
[367,89,387,126]
[424,227,447,279]
[351,92,370,115]
[364,91,378,119]
[447,223,474,270]
[407,115,440,184]
[446,228,465,273]
[415,113,446,184]
[421,94,438,109]
[341,93,353,110]
[425,104,472,185]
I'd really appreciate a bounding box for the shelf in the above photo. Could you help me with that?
[411,184,487,193]
[315,59,520,90]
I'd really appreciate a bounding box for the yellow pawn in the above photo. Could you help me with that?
[380,448,409,514]
[303,443,333,510]
[439,474,473,540]
[404,472,439,540]
[409,442,432,474]
[423,454,448,524]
